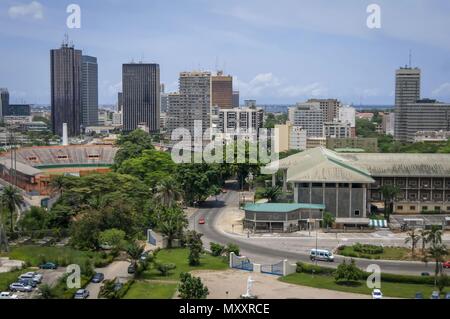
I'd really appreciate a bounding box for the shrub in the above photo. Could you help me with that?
[225,243,240,257]
[335,259,364,283]
[210,243,225,257]
[353,243,384,255]
[156,263,176,276]
[296,262,335,275]
[178,272,209,299]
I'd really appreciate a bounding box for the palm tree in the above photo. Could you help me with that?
[0,218,9,253]
[154,178,182,207]
[126,241,145,264]
[380,185,400,222]
[405,228,420,257]
[1,186,24,233]
[157,206,187,248]
[428,243,448,286]
[261,186,281,203]
[426,225,443,246]
[419,229,430,256]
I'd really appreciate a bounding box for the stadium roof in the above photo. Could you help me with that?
[244,203,325,213]
[266,147,450,182]
[0,159,42,176]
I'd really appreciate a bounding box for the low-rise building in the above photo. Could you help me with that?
[326,137,378,153]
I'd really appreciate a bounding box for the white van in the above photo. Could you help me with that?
[309,249,334,262]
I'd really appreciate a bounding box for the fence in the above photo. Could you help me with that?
[229,252,296,276]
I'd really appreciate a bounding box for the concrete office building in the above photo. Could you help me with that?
[211,71,233,109]
[308,98,341,123]
[382,112,395,136]
[167,71,212,139]
[81,55,99,127]
[289,126,307,151]
[232,91,240,108]
[288,103,324,137]
[397,99,450,142]
[122,63,160,133]
[394,67,421,142]
[160,93,169,113]
[216,107,264,141]
[50,42,82,137]
[324,122,352,139]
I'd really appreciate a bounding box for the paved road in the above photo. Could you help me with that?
[85,261,132,299]
[189,183,448,276]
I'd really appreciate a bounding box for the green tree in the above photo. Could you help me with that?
[405,228,420,257]
[334,259,363,283]
[419,229,430,256]
[426,225,443,246]
[126,241,145,265]
[322,212,335,229]
[69,210,102,250]
[154,178,182,207]
[380,185,400,221]
[260,186,281,203]
[428,243,448,287]
[99,228,126,250]
[225,243,240,257]
[178,272,209,299]
[114,129,155,167]
[1,185,24,233]
[210,242,225,257]
[157,206,187,248]
[18,206,47,231]
[185,230,203,266]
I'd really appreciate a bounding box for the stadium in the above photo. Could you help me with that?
[0,145,118,196]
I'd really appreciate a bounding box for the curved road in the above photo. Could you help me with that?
[189,183,448,276]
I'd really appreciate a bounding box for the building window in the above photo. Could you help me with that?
[410,206,416,211]
[354,210,360,216]
[435,206,441,212]
[422,206,428,211]
[397,206,403,211]
[447,207,450,211]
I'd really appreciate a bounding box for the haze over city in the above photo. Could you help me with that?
[1,0,450,105]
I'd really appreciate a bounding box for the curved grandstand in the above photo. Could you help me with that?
[0,145,118,196]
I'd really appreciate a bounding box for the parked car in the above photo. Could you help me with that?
[372,289,383,299]
[443,261,450,269]
[431,291,440,299]
[91,273,105,283]
[9,283,33,293]
[74,289,90,299]
[446,293,450,300]
[414,292,424,299]
[140,251,150,262]
[0,291,18,299]
[127,263,136,274]
[309,249,334,262]
[39,262,58,270]
[19,278,37,288]
[421,272,430,276]
[198,217,206,225]
[19,272,42,284]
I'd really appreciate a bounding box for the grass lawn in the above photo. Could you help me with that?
[1,246,111,267]
[0,268,34,291]
[123,281,178,299]
[141,248,228,280]
[280,272,446,299]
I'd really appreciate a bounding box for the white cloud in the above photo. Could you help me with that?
[236,73,327,99]
[279,83,327,98]
[432,83,450,97]
[8,1,44,20]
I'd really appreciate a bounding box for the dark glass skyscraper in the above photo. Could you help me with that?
[50,43,82,137]
[0,88,9,118]
[81,55,99,127]
[122,63,160,132]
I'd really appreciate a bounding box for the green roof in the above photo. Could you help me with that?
[244,203,325,213]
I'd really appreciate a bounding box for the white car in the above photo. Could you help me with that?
[19,272,42,284]
[0,291,19,299]
[9,283,33,293]
[372,289,383,299]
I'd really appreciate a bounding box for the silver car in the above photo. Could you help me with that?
[9,283,33,292]
[74,289,90,299]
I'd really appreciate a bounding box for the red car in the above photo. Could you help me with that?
[198,217,206,225]
[443,261,450,269]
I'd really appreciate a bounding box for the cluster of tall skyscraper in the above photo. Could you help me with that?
[50,40,98,137]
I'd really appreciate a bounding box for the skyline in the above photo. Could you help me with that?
[1,0,450,106]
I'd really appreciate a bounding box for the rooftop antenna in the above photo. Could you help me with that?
[409,49,413,68]
[63,33,69,47]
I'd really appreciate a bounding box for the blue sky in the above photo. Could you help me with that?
[1,0,450,105]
